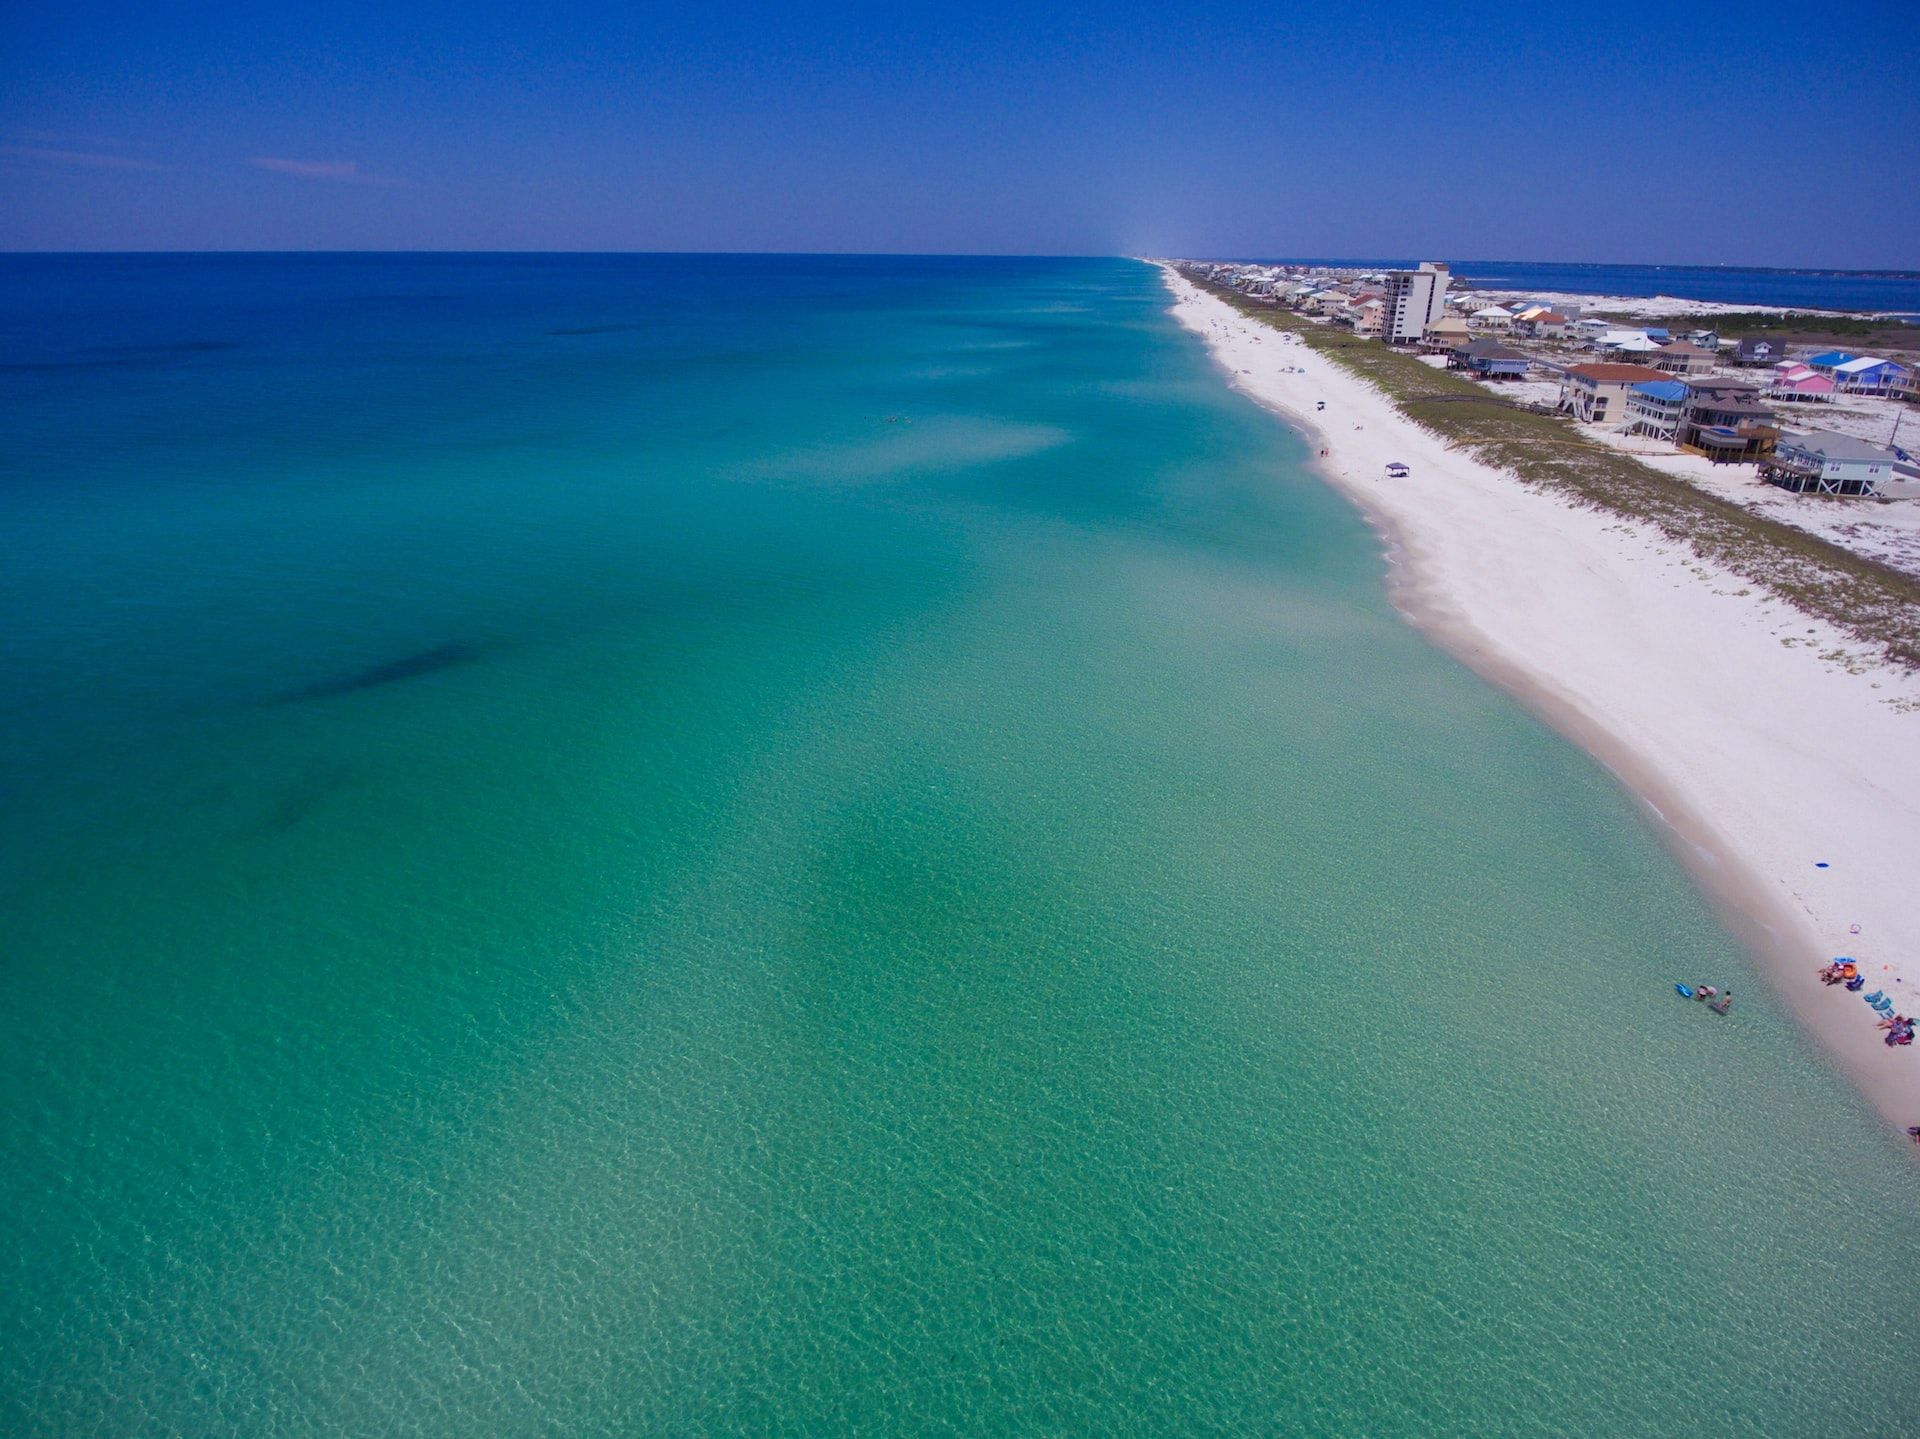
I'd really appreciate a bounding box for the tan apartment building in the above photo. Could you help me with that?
[1557,363,1672,426]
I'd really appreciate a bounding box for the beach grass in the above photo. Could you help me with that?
[1192,279,1920,670]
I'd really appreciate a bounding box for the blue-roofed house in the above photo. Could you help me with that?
[1805,350,1858,375]
[1624,380,1690,440]
[1832,357,1911,395]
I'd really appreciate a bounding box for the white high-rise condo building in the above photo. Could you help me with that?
[1382,262,1450,345]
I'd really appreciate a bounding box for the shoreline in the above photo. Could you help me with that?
[1155,262,1920,1135]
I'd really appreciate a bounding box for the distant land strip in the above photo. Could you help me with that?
[1189,275,1920,671]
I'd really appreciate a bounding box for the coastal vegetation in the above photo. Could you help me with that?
[1610,310,1920,347]
[1190,276,1920,669]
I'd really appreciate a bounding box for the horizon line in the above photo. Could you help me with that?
[1,248,1918,278]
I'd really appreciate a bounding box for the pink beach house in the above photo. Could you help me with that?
[1768,362,1836,402]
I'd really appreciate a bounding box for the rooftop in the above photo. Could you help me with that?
[1834,356,1905,375]
[1630,380,1691,401]
[1779,430,1899,462]
[1458,338,1529,359]
[1566,363,1673,383]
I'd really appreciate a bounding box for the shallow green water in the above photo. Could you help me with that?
[2,255,1915,1435]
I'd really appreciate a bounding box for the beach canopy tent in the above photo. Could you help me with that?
[1385,462,1410,476]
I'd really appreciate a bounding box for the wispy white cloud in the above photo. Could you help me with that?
[0,143,170,172]
[248,156,404,186]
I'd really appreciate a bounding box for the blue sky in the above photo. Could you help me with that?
[4,0,1917,263]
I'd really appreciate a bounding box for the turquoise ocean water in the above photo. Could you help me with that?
[3,255,1917,1435]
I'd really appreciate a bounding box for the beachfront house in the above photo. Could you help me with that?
[1761,430,1901,496]
[1447,339,1532,380]
[1832,357,1911,395]
[1730,336,1788,367]
[1805,350,1857,376]
[1598,330,1660,357]
[1513,310,1570,339]
[1468,306,1514,332]
[1677,392,1778,462]
[1382,262,1451,346]
[1623,380,1690,440]
[1420,316,1471,354]
[1650,339,1717,376]
[1351,299,1386,339]
[1768,363,1837,403]
[1558,363,1672,426]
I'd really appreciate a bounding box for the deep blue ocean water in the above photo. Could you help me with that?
[4,254,1918,1436]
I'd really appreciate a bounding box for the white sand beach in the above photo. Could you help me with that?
[1466,289,1839,321]
[1160,264,1920,1130]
